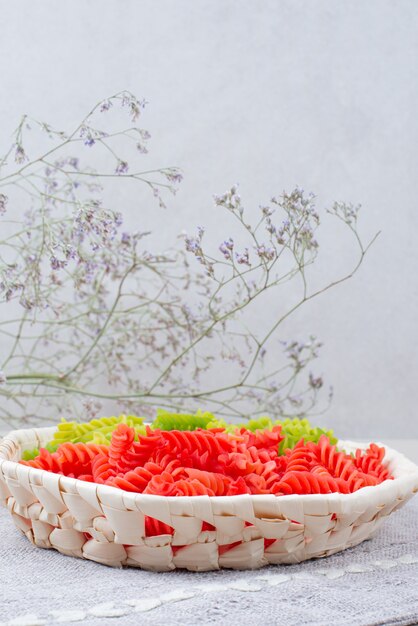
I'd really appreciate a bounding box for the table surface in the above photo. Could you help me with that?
[0,439,417,626]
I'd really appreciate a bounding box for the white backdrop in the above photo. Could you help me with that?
[0,0,417,438]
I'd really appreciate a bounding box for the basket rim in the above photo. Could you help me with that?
[1,425,418,506]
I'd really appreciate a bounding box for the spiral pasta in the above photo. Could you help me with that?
[152,409,216,431]
[108,423,135,470]
[20,418,394,528]
[20,448,63,473]
[91,454,117,484]
[56,442,109,466]
[184,468,231,495]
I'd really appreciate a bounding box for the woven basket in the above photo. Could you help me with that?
[0,426,417,572]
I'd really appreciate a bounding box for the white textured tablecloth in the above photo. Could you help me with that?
[1,439,417,626]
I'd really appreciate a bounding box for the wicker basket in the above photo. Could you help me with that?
[0,426,417,572]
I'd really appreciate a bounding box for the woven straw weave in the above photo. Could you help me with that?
[0,426,417,572]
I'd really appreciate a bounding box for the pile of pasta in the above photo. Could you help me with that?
[21,416,392,501]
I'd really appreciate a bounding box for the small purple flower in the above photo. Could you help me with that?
[185,226,205,256]
[165,170,183,185]
[235,248,250,266]
[0,194,8,215]
[266,220,277,237]
[185,237,200,254]
[19,296,34,310]
[50,256,66,271]
[65,246,76,260]
[136,143,148,154]
[114,212,123,227]
[15,145,28,164]
[261,205,273,217]
[214,185,242,212]
[219,238,234,260]
[115,160,129,175]
[83,260,98,283]
[100,100,113,113]
[309,373,323,389]
[69,158,79,170]
[139,129,151,141]
[255,244,275,261]
[122,93,147,122]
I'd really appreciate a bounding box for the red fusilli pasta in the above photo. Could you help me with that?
[20,424,394,529]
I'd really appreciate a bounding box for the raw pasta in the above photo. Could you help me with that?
[21,423,393,515]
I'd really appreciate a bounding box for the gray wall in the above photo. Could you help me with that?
[0,0,417,438]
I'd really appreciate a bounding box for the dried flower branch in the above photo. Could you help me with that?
[0,92,377,426]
